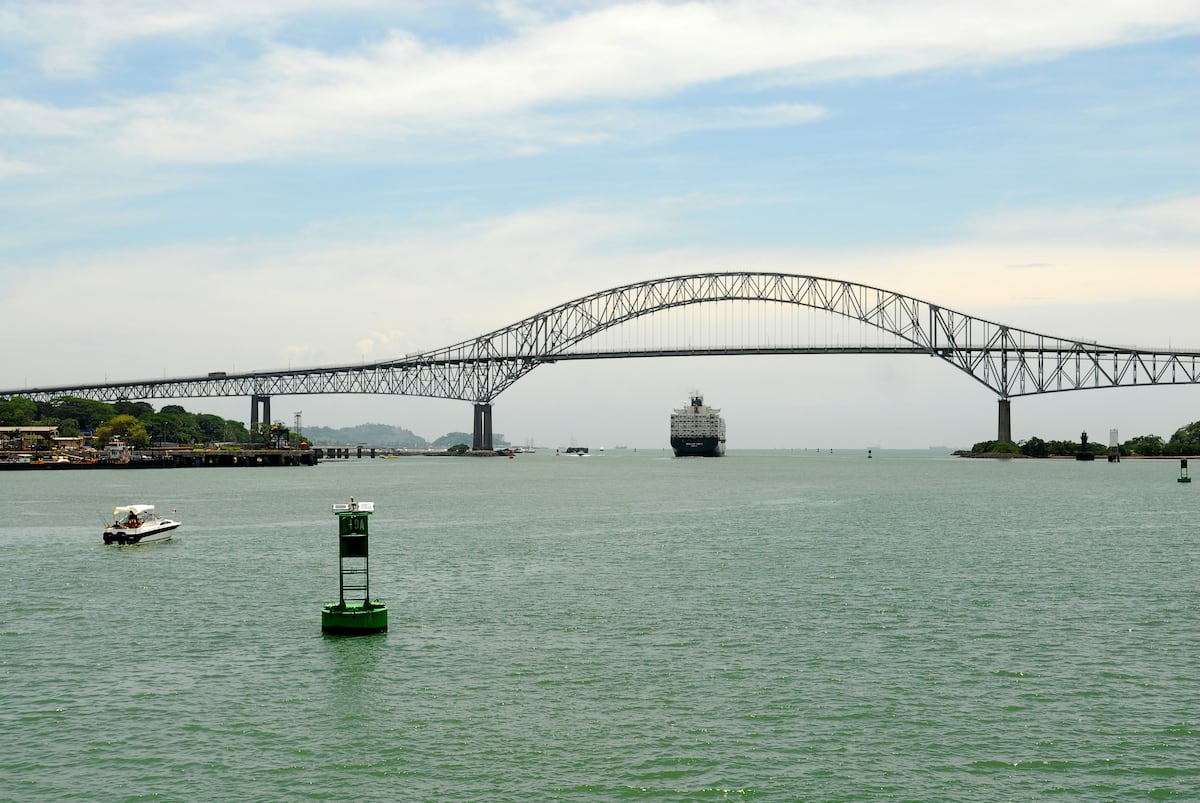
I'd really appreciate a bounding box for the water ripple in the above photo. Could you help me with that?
[1,454,1197,800]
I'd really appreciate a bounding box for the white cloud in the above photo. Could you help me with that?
[966,195,1200,243]
[3,193,1196,382]
[5,1,1198,165]
[0,98,112,138]
[0,154,42,177]
[4,0,407,77]
[3,3,1196,445]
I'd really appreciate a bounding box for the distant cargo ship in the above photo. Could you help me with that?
[670,392,726,457]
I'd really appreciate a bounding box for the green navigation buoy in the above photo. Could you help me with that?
[1179,459,1192,484]
[321,497,388,636]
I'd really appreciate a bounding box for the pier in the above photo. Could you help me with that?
[0,447,318,470]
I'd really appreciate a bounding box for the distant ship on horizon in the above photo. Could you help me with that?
[669,392,726,457]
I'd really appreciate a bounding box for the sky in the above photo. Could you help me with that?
[2,0,1198,449]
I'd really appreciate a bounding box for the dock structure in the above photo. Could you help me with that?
[180,448,317,467]
[0,447,318,469]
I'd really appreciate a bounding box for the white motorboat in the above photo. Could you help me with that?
[102,504,181,545]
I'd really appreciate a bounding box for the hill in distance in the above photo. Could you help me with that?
[302,423,508,449]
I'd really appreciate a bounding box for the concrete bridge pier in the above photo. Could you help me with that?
[473,402,494,451]
[997,398,1011,443]
[251,394,271,431]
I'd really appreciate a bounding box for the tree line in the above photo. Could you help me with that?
[971,420,1200,457]
[0,396,274,448]
[0,395,498,451]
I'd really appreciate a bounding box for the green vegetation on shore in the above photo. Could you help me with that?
[0,396,294,448]
[971,420,1200,457]
[0,396,502,450]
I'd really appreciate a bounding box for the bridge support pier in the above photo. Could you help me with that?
[472,403,494,451]
[251,394,271,431]
[997,398,1011,443]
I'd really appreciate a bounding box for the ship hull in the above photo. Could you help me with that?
[670,436,726,457]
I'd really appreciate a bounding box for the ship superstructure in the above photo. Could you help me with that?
[669,392,726,457]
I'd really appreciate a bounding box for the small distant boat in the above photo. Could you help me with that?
[564,446,589,456]
[102,505,181,545]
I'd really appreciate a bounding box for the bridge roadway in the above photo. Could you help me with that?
[3,272,1199,449]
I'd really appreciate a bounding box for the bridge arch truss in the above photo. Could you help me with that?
[3,273,1198,447]
[387,272,1200,401]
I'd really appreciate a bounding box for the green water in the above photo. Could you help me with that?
[2,451,1197,800]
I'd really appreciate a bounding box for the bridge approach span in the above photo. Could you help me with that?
[3,272,1198,448]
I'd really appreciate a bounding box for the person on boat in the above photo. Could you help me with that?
[126,512,141,528]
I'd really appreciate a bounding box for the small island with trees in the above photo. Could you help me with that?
[960,421,1200,458]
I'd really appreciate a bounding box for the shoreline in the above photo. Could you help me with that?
[955,451,1200,460]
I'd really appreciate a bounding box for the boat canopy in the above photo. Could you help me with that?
[112,504,155,516]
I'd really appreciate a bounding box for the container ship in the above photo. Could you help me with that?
[669,392,726,457]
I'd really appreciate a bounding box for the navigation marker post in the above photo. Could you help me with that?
[321,497,388,636]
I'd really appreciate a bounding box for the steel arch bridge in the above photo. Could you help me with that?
[4,272,1198,449]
